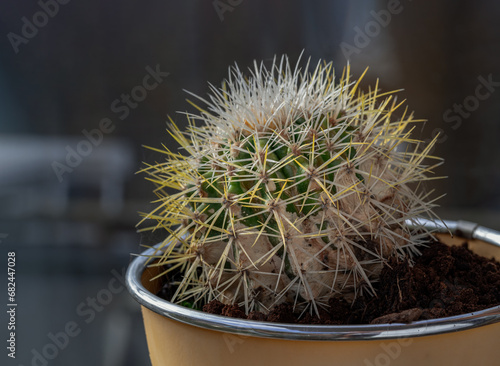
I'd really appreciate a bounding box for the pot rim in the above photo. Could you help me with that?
[126,218,500,341]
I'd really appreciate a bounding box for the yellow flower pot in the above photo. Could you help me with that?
[126,219,500,366]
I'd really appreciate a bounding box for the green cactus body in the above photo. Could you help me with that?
[140,56,442,316]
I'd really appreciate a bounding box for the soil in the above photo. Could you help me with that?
[160,240,500,325]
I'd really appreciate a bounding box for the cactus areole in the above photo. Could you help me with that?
[139,56,442,317]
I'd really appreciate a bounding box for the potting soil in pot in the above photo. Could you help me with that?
[158,239,500,325]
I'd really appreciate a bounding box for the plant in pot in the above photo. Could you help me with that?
[126,55,500,366]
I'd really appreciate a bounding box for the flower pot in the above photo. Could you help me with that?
[126,219,500,366]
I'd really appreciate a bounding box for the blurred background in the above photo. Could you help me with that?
[1,0,500,365]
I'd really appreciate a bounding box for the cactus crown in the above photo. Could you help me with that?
[139,55,442,316]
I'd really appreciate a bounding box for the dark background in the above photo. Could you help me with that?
[1,1,500,365]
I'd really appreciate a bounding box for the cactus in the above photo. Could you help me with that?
[139,55,442,316]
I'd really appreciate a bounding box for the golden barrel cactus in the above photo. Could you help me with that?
[139,55,441,316]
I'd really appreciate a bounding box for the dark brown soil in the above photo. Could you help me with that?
[200,241,500,324]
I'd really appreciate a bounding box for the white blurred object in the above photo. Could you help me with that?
[0,135,136,217]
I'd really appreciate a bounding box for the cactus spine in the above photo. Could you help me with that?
[139,56,442,316]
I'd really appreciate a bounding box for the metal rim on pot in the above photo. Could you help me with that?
[126,218,500,341]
